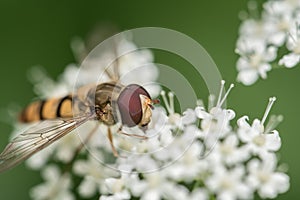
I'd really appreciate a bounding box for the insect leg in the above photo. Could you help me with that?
[117,126,148,140]
[107,127,119,157]
[104,68,115,81]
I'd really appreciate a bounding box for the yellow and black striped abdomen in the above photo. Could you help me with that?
[19,95,73,123]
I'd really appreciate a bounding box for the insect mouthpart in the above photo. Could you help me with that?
[141,122,149,127]
[148,98,160,110]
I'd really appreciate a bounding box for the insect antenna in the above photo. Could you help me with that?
[102,38,121,82]
[112,38,121,81]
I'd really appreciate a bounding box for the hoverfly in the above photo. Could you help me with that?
[0,59,159,173]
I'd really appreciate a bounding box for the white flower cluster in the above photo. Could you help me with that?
[25,71,289,200]
[9,33,289,200]
[236,0,300,85]
[97,82,289,200]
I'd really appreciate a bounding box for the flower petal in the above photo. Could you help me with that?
[195,106,210,119]
[279,53,300,68]
[237,68,259,85]
[265,130,281,151]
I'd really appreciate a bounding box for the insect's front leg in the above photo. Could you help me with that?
[107,127,119,157]
[92,105,103,120]
[117,125,148,140]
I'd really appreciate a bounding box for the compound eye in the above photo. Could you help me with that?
[117,84,151,127]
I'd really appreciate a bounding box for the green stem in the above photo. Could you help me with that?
[192,179,202,191]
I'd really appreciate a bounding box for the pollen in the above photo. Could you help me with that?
[253,135,266,147]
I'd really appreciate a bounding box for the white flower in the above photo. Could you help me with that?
[28,65,78,98]
[247,157,290,199]
[263,0,295,46]
[195,81,236,148]
[236,38,276,85]
[54,133,82,163]
[146,115,198,167]
[279,24,300,68]
[73,153,119,198]
[238,19,272,41]
[237,97,282,159]
[99,195,128,200]
[238,117,281,158]
[199,107,235,139]
[166,142,204,182]
[206,165,252,200]
[208,134,249,166]
[30,165,74,200]
[236,0,300,83]
[189,188,208,200]
[100,174,131,200]
[181,108,197,125]
[279,53,300,68]
[128,171,187,200]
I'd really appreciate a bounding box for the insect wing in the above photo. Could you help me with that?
[0,114,93,173]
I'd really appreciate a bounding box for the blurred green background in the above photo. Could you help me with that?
[0,0,298,199]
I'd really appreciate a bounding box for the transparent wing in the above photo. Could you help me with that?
[0,114,94,173]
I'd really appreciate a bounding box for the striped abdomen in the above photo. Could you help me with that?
[19,95,73,123]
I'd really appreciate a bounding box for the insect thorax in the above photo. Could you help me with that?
[91,82,123,126]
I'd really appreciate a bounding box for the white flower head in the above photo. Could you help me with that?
[166,142,204,182]
[195,81,236,149]
[247,156,290,199]
[208,134,249,166]
[30,165,74,200]
[189,188,208,200]
[238,19,271,41]
[279,22,300,68]
[101,174,131,200]
[206,165,253,200]
[236,38,276,85]
[235,0,300,83]
[73,153,119,198]
[263,0,296,46]
[129,171,186,200]
[237,97,283,159]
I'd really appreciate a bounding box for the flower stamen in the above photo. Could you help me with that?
[219,84,234,107]
[264,115,283,133]
[208,95,216,111]
[160,90,175,115]
[261,97,276,126]
[288,30,297,44]
[216,80,234,108]
[168,92,175,115]
[216,80,225,106]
